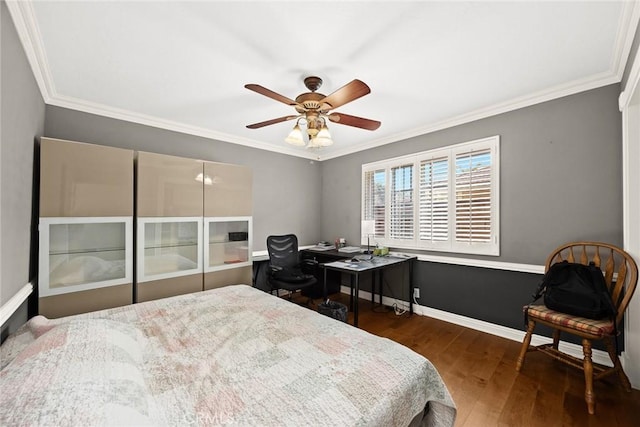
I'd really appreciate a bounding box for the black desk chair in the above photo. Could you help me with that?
[266,234,317,302]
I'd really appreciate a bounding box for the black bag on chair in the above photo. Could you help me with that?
[533,261,616,319]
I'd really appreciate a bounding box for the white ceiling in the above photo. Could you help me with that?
[8,1,640,160]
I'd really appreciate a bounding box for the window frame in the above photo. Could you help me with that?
[361,135,500,256]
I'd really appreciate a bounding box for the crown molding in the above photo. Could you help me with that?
[5,0,54,103]
[7,0,639,162]
[619,57,640,110]
[45,70,619,163]
[319,70,620,161]
[48,95,321,160]
[619,3,640,109]
[612,0,640,81]
[6,0,319,161]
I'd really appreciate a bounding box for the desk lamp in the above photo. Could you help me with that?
[361,220,375,256]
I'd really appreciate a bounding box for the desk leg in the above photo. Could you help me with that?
[408,259,414,316]
[379,269,384,305]
[371,271,375,304]
[349,275,354,311]
[354,273,359,328]
[323,266,328,301]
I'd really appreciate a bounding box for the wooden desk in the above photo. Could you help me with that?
[254,248,353,296]
[300,248,354,298]
[322,255,416,327]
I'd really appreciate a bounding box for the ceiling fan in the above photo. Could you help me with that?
[245,76,381,148]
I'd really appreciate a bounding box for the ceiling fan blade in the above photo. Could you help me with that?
[328,113,381,131]
[320,80,371,110]
[245,84,299,106]
[246,115,298,129]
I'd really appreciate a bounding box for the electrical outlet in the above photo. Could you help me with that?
[413,288,420,299]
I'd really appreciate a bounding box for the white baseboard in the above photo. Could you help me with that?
[0,282,33,327]
[341,286,613,367]
[621,351,638,388]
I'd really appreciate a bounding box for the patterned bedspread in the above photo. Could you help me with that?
[1,285,456,426]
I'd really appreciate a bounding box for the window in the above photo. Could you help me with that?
[390,164,414,240]
[363,169,386,237]
[362,136,499,256]
[419,156,449,243]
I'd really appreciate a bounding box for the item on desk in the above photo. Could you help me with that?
[373,246,389,256]
[338,246,361,253]
[363,233,375,254]
[310,244,335,251]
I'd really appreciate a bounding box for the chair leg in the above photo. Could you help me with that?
[582,339,595,415]
[552,329,561,350]
[603,336,632,392]
[516,319,535,372]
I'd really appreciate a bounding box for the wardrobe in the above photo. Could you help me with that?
[38,138,134,318]
[38,137,253,317]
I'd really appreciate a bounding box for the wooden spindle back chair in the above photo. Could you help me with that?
[516,242,638,415]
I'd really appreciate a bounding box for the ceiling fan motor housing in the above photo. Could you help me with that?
[295,92,330,113]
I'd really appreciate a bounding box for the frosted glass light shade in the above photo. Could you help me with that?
[310,124,333,147]
[285,124,305,146]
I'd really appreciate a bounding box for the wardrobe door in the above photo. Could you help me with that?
[137,151,204,217]
[38,138,134,318]
[203,162,252,217]
[203,161,253,289]
[203,217,253,289]
[136,152,204,302]
[40,138,133,217]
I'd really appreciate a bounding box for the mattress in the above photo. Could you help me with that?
[0,284,456,426]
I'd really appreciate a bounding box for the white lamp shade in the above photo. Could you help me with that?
[307,137,322,149]
[312,124,334,147]
[285,124,305,146]
[361,220,375,236]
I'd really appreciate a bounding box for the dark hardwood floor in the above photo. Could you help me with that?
[295,293,640,427]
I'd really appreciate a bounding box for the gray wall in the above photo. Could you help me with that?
[44,106,323,252]
[322,84,623,265]
[29,83,629,344]
[321,84,623,346]
[1,1,45,333]
[1,0,626,347]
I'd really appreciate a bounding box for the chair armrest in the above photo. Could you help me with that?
[300,258,318,274]
[267,264,283,276]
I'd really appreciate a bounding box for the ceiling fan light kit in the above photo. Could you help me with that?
[245,76,381,149]
[284,123,305,146]
[312,122,333,147]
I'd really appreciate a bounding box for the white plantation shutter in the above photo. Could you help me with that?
[455,149,492,243]
[419,157,449,242]
[362,136,498,255]
[363,169,386,237]
[390,164,414,240]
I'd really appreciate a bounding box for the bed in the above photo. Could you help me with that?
[0,285,456,426]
